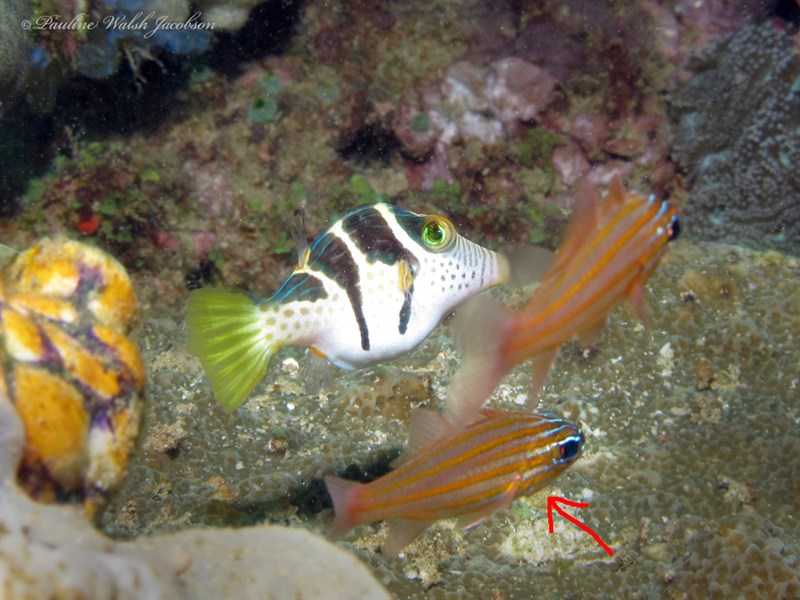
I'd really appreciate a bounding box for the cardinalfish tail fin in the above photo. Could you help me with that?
[445,295,515,427]
[186,288,281,412]
[503,245,554,289]
[324,475,363,540]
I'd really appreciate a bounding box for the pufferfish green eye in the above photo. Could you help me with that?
[421,217,456,251]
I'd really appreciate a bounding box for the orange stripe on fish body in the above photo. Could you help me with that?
[510,180,677,353]
[325,408,584,557]
[445,175,679,426]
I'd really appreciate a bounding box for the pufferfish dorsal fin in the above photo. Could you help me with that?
[290,207,309,269]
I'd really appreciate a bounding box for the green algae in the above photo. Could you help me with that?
[248,97,281,124]
[512,127,562,168]
[349,173,388,204]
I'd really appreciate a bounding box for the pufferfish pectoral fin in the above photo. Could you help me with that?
[397,258,416,294]
[186,288,281,412]
[397,258,419,336]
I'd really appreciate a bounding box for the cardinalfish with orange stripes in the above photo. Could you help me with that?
[325,408,584,557]
[445,174,680,426]
[186,203,508,411]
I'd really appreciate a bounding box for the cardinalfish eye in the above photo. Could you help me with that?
[421,216,456,251]
[668,214,681,241]
[556,433,584,462]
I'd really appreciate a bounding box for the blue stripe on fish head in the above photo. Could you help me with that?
[386,205,427,245]
[268,272,329,304]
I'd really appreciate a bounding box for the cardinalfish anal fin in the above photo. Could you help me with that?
[186,203,509,412]
[445,174,680,427]
[324,408,584,557]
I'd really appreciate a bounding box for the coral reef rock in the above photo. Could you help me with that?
[668,22,800,255]
[97,239,800,598]
[393,57,557,158]
[0,396,390,599]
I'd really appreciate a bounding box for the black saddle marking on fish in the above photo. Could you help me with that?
[269,272,328,304]
[342,206,422,337]
[343,206,416,265]
[308,231,370,351]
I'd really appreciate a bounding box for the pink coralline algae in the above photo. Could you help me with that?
[394,47,674,197]
[393,57,557,161]
[544,109,673,193]
[643,0,776,82]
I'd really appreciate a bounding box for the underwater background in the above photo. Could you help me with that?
[1,0,799,598]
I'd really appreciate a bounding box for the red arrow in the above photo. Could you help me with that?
[547,496,614,556]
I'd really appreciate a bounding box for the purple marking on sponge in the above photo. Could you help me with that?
[38,326,65,369]
[75,262,105,307]
[91,409,113,433]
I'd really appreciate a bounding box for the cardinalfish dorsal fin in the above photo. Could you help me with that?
[548,177,599,279]
[392,409,455,467]
[604,174,628,210]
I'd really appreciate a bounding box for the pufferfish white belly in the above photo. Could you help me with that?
[186,202,508,412]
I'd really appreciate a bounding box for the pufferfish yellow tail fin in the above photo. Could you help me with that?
[186,288,279,412]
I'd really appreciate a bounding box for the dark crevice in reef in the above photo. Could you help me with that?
[291,448,401,517]
[208,0,306,74]
[772,0,800,25]
[336,124,403,166]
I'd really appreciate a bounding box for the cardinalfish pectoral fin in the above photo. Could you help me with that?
[444,294,515,427]
[577,317,606,349]
[185,288,281,412]
[627,277,650,326]
[455,471,523,530]
[527,347,559,410]
[382,519,432,559]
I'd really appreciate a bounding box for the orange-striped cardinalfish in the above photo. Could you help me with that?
[445,174,680,426]
[324,408,584,557]
[186,203,508,412]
